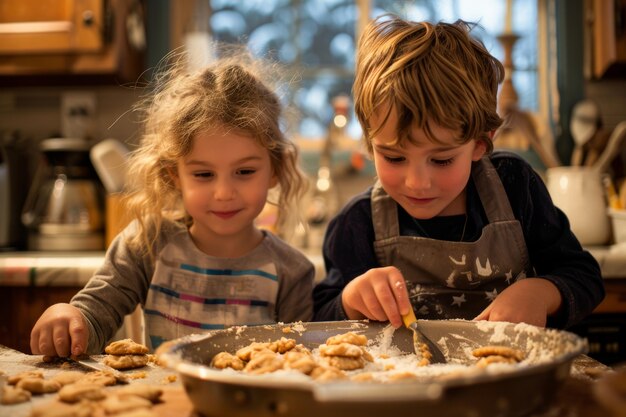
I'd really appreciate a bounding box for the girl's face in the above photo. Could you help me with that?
[173,127,277,252]
[370,108,486,219]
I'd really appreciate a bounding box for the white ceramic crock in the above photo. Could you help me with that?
[546,166,610,246]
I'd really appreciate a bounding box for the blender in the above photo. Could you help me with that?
[22,138,105,251]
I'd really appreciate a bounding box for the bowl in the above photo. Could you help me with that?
[157,320,587,417]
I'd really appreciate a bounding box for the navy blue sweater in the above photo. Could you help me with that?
[313,152,604,329]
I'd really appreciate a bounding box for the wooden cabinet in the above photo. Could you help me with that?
[0,286,83,353]
[0,0,103,55]
[588,0,626,78]
[0,0,145,84]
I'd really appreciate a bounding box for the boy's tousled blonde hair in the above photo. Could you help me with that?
[354,16,505,153]
[123,47,306,256]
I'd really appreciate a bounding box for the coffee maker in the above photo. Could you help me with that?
[22,138,105,251]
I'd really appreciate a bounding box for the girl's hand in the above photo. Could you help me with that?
[475,278,563,327]
[30,303,88,357]
[341,266,412,328]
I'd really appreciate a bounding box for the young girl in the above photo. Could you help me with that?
[313,16,604,330]
[31,51,315,356]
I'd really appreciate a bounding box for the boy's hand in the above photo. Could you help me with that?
[475,278,563,327]
[341,266,412,328]
[30,303,89,357]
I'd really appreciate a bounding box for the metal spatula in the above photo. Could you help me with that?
[402,308,446,364]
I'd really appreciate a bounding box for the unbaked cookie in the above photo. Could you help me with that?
[79,370,118,386]
[58,383,106,403]
[472,345,525,362]
[51,371,85,386]
[310,366,347,382]
[325,332,367,346]
[320,355,365,371]
[319,342,363,358]
[103,354,149,370]
[1,385,31,404]
[7,370,43,385]
[283,351,317,374]
[115,384,163,402]
[210,352,245,370]
[105,338,149,355]
[16,377,62,394]
[243,351,284,375]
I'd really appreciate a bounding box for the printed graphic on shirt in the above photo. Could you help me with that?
[405,252,526,319]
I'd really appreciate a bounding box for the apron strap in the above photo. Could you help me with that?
[371,181,399,241]
[472,157,516,223]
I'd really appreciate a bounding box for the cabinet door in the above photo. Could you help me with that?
[0,0,145,82]
[0,286,83,354]
[591,0,626,78]
[0,0,103,54]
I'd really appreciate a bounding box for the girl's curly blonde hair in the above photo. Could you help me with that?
[123,48,306,256]
[354,16,505,153]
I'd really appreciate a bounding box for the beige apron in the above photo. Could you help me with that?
[371,157,533,319]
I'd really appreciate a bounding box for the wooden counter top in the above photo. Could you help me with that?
[0,345,620,417]
[0,344,191,417]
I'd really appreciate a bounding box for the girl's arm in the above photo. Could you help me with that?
[70,223,154,353]
[313,192,379,321]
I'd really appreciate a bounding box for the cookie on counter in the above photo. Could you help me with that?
[103,354,149,370]
[1,385,31,405]
[105,338,149,355]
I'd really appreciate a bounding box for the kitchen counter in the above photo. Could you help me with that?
[0,249,326,286]
[0,344,190,417]
[0,344,620,417]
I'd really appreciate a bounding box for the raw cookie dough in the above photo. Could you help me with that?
[103,354,149,370]
[105,339,149,355]
[58,383,106,403]
[1,385,31,404]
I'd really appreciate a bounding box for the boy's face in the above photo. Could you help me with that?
[370,108,486,219]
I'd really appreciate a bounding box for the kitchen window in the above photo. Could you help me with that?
[199,0,546,141]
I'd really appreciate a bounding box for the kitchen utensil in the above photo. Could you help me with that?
[402,308,446,364]
[546,166,611,245]
[594,121,626,173]
[90,138,129,194]
[21,138,105,251]
[71,355,129,384]
[570,99,601,166]
[157,320,586,417]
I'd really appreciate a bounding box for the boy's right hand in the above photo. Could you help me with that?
[30,303,88,357]
[341,266,411,328]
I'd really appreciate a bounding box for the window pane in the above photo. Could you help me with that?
[208,0,539,138]
[211,0,358,139]
[372,0,538,112]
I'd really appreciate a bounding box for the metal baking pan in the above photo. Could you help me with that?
[157,320,587,417]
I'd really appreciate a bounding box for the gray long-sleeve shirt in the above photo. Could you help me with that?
[72,220,315,353]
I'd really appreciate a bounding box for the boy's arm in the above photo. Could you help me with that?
[313,193,379,321]
[494,154,605,328]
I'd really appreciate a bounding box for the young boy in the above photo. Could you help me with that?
[313,16,604,330]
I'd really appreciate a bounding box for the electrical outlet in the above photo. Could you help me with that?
[61,91,97,140]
